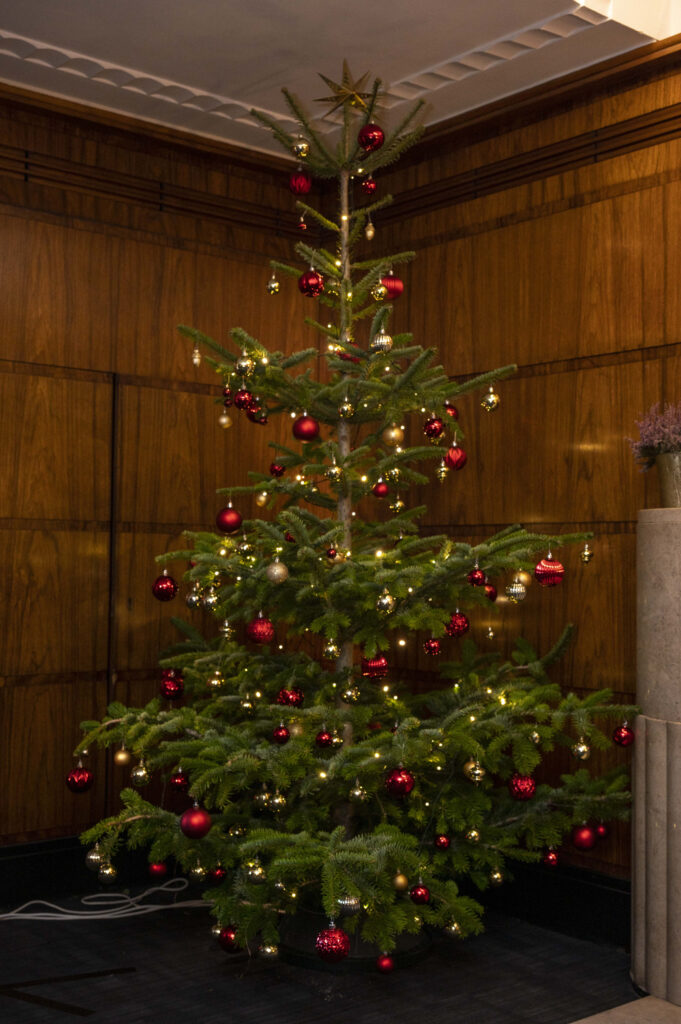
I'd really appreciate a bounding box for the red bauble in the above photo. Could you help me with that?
[508,773,536,800]
[423,416,444,439]
[180,806,212,839]
[409,884,430,905]
[269,463,285,477]
[384,767,415,797]
[298,269,324,297]
[222,385,233,406]
[272,724,290,745]
[572,824,597,851]
[209,865,227,882]
[339,351,361,364]
[361,655,389,679]
[216,507,243,534]
[376,953,395,973]
[293,414,320,441]
[423,638,441,656]
[444,401,459,419]
[289,167,312,194]
[485,583,498,602]
[372,481,389,498]
[233,388,253,410]
[315,729,333,748]
[152,573,178,602]
[218,925,238,952]
[358,123,384,152]
[361,176,377,195]
[381,273,404,299]
[326,547,337,560]
[467,568,486,586]
[148,862,168,879]
[434,834,450,850]
[613,723,635,747]
[368,721,382,731]
[277,686,304,707]
[446,611,470,637]
[315,925,351,963]
[285,532,296,543]
[246,614,275,644]
[444,445,467,471]
[160,670,184,700]
[169,768,189,791]
[543,850,559,868]
[596,823,609,840]
[246,405,268,425]
[534,557,565,587]
[66,765,94,793]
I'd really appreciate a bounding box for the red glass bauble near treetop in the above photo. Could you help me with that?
[372,480,389,498]
[315,729,333,748]
[543,849,558,867]
[467,568,486,586]
[277,687,304,707]
[446,611,470,637]
[572,824,597,851]
[534,557,565,587]
[218,925,238,952]
[361,655,389,679]
[485,583,498,602]
[216,506,242,534]
[289,166,312,195]
[444,445,467,471]
[409,883,430,905]
[160,672,184,700]
[358,122,384,152]
[508,772,536,800]
[272,724,290,745]
[385,767,415,797]
[293,414,320,441]
[246,614,275,644]
[66,763,94,793]
[423,416,444,440]
[152,572,178,602]
[315,924,351,963]
[376,953,395,973]
[180,805,212,839]
[434,834,450,850]
[596,822,609,840]
[613,723,635,747]
[444,401,458,419]
[361,175,377,195]
[298,268,324,297]
[423,638,441,656]
[148,861,168,879]
[233,388,253,410]
[269,462,285,477]
[169,768,189,791]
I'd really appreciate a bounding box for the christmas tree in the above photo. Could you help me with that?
[73,64,634,968]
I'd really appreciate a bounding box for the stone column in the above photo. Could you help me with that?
[632,508,681,1004]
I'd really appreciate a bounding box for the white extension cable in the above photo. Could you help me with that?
[0,878,208,921]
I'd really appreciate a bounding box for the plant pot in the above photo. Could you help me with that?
[655,452,681,507]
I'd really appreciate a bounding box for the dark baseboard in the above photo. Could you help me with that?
[0,838,631,950]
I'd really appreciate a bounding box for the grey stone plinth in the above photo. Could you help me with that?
[637,509,681,722]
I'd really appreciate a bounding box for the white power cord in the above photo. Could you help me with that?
[0,878,209,921]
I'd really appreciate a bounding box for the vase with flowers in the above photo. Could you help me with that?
[629,401,681,507]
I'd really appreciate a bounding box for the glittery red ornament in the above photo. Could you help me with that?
[293,414,320,440]
[385,767,415,797]
[381,273,404,299]
[444,401,458,419]
[169,768,189,791]
[276,687,304,707]
[534,557,565,587]
[485,583,498,602]
[160,670,184,700]
[444,445,467,470]
[208,865,227,882]
[326,547,337,560]
[358,123,384,152]
[361,655,389,679]
[372,481,389,498]
[596,823,609,840]
[66,764,94,793]
[298,269,324,297]
[148,862,168,879]
[272,724,290,745]
[315,925,351,963]
[285,532,296,543]
[246,405,268,425]
[446,611,470,637]
[218,925,238,952]
[361,175,377,195]
[315,729,333,748]
[434,834,450,850]
[543,850,558,868]
[409,883,430,905]
[339,351,361,364]
[289,167,312,194]
[571,824,597,851]
[246,614,275,644]
[613,723,635,747]
[269,463,285,477]
[423,638,441,656]
[376,953,395,973]
[467,568,486,586]
[222,385,233,406]
[180,805,212,839]
[152,572,178,601]
[216,506,243,533]
[508,773,536,800]
[233,388,253,410]
[423,416,444,439]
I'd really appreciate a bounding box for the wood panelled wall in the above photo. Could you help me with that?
[1,52,680,876]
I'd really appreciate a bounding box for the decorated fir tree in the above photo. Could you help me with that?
[72,64,634,969]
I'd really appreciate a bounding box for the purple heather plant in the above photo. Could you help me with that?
[629,402,681,469]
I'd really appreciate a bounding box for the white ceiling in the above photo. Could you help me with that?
[0,1,671,157]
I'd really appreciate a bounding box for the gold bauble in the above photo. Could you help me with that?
[370,328,393,353]
[202,586,219,611]
[382,424,404,447]
[581,543,594,564]
[113,747,131,766]
[85,845,102,871]
[389,498,406,514]
[393,872,409,892]
[266,559,289,583]
[515,570,533,587]
[365,220,375,241]
[290,722,304,738]
[331,730,343,748]
[189,864,207,882]
[371,282,388,301]
[435,460,449,483]
[255,491,269,508]
[376,589,395,613]
[349,780,368,802]
[240,695,254,714]
[291,136,310,159]
[463,759,486,783]
[505,579,527,603]
[238,538,253,555]
[266,274,280,295]
[218,411,233,429]
[529,730,541,745]
[385,466,401,483]
[131,762,150,787]
[229,823,247,836]
[572,737,591,761]
[259,943,279,958]
[445,921,462,937]
[337,895,361,916]
[326,464,343,483]
[219,619,234,639]
[489,869,504,887]
[211,923,223,939]
[207,670,224,692]
[246,860,266,885]
[342,686,361,704]
[485,626,495,640]
[339,399,355,419]
[323,639,340,659]
[465,828,481,843]
[98,862,117,884]
[253,789,271,810]
[480,386,500,412]
[270,791,287,813]
[235,353,255,377]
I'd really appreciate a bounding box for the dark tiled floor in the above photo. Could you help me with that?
[0,905,637,1024]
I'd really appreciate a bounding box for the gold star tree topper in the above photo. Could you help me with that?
[315,60,373,117]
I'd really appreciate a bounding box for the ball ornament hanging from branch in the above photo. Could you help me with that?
[384,767,415,797]
[292,413,320,441]
[289,166,311,194]
[446,611,470,637]
[180,804,212,839]
[358,122,385,152]
[613,722,635,747]
[508,773,536,800]
[298,268,324,297]
[315,924,351,963]
[152,570,178,601]
[216,505,242,534]
[381,271,404,299]
[66,762,94,793]
[534,554,565,587]
[444,445,467,471]
[246,613,275,644]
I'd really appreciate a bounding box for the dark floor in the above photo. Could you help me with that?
[0,900,637,1024]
